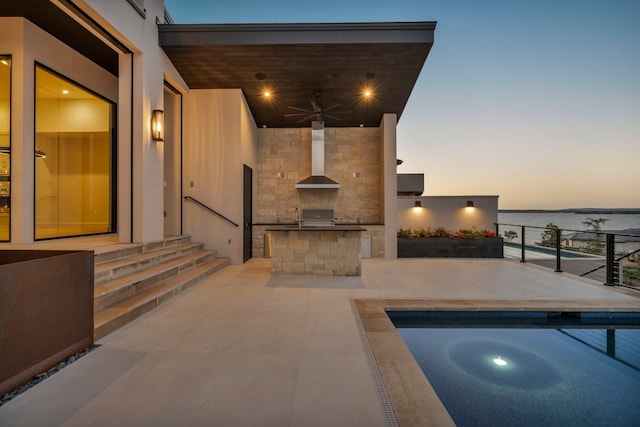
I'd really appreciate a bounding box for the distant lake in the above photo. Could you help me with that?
[497,211,640,245]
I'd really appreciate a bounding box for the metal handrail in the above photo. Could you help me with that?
[184,196,239,228]
[497,223,640,239]
[496,222,640,288]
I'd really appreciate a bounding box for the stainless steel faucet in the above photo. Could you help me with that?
[294,207,301,228]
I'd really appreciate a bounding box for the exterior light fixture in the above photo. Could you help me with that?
[415,200,422,208]
[466,200,474,208]
[151,109,164,142]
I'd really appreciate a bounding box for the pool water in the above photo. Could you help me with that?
[389,311,640,427]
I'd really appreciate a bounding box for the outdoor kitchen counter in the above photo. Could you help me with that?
[265,226,366,276]
[265,225,367,232]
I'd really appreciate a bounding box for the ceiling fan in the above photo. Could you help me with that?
[285,91,351,123]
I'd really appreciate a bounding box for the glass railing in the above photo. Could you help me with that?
[496,223,640,290]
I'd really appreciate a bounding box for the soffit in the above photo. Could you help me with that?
[0,0,119,76]
[159,22,436,128]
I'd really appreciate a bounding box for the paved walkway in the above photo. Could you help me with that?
[1,258,638,426]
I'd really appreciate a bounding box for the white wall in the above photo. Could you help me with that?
[84,0,189,243]
[182,89,258,264]
[397,195,499,232]
[380,113,398,259]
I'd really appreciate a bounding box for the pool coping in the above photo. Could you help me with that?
[353,298,640,427]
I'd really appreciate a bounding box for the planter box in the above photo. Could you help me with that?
[398,237,504,258]
[0,250,94,396]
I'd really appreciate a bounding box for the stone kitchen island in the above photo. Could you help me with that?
[265,225,366,276]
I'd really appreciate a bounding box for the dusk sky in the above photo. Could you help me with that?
[164,0,640,209]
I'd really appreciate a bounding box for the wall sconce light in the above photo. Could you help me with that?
[466,200,474,208]
[415,200,422,208]
[151,109,164,142]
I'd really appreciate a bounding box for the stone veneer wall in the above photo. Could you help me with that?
[269,230,362,276]
[253,224,386,259]
[257,127,382,224]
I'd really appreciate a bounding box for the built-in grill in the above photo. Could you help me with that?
[301,208,335,227]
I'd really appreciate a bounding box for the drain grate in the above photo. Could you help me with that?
[351,299,398,427]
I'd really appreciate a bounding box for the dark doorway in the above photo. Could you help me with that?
[243,164,252,263]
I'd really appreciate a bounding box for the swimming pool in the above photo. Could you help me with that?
[388,311,640,427]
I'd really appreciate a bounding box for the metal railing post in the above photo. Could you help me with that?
[555,228,562,272]
[520,225,526,263]
[605,233,615,286]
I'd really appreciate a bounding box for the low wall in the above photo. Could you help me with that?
[398,237,504,258]
[0,250,94,396]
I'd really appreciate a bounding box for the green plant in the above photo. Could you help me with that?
[397,226,498,239]
[582,217,608,255]
[415,226,429,237]
[623,264,640,285]
[503,230,518,241]
[397,228,412,238]
[540,222,560,247]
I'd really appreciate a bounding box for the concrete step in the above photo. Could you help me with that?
[94,250,217,312]
[94,257,229,340]
[94,242,204,285]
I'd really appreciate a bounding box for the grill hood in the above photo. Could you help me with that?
[295,121,340,189]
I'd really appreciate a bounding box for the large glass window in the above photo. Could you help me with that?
[0,56,10,241]
[35,65,115,240]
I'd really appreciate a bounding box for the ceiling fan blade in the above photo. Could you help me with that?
[323,114,344,121]
[321,103,343,112]
[311,101,320,112]
[287,105,313,113]
[297,114,317,123]
[284,113,309,117]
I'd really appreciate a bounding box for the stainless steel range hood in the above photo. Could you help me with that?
[295,121,340,189]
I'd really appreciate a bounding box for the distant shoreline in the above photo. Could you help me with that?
[499,209,640,214]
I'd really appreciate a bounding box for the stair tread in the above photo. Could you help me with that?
[94,250,216,297]
[94,258,229,328]
[95,242,203,273]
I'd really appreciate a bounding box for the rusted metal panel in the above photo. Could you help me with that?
[0,250,94,395]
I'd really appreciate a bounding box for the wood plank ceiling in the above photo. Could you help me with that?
[159,22,436,128]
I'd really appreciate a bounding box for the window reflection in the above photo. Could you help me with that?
[35,65,115,239]
[0,56,10,241]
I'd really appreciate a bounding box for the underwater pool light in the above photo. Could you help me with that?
[492,357,508,367]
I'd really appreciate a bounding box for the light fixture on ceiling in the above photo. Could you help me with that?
[263,91,271,97]
[151,109,164,142]
[0,59,9,66]
[415,200,422,208]
[466,200,474,208]
[62,90,69,95]
[255,72,266,80]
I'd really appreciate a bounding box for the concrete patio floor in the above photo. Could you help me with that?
[1,257,639,426]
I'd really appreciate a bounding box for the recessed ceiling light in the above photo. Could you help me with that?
[263,91,270,97]
[364,90,372,97]
[62,90,69,95]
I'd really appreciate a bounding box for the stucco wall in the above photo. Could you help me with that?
[397,195,499,232]
[182,89,257,264]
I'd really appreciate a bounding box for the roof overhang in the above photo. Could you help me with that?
[159,21,436,128]
[0,0,121,76]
